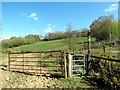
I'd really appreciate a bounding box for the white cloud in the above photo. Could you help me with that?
[44,27,53,33]
[27,12,39,21]
[105,3,118,12]
[47,24,56,28]
[30,12,37,18]
[111,3,118,7]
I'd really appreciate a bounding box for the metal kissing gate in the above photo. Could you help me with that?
[68,54,86,77]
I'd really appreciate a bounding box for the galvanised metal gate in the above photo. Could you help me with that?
[8,50,65,77]
[72,54,86,76]
[68,54,86,77]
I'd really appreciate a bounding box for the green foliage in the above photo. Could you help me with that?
[80,28,89,37]
[100,60,120,88]
[110,21,118,39]
[44,32,66,40]
[25,34,41,42]
[2,34,42,49]
[118,21,120,38]
[88,55,120,88]
[90,15,118,41]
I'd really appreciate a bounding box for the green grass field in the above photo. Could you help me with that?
[14,37,95,52]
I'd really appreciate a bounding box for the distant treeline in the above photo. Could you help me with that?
[2,29,88,48]
[44,29,88,41]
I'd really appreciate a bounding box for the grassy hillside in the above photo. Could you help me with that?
[14,37,95,52]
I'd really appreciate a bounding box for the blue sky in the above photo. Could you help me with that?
[1,2,118,40]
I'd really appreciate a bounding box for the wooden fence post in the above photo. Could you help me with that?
[86,30,91,75]
[68,53,72,78]
[61,51,64,76]
[64,52,67,78]
[8,52,10,71]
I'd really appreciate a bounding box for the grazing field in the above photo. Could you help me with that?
[14,37,95,52]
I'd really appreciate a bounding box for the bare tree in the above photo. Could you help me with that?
[65,24,74,50]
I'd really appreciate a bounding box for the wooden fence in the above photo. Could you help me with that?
[8,50,66,77]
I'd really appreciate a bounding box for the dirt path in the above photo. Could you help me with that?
[0,68,62,88]
[0,67,94,88]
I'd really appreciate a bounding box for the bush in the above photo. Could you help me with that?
[2,37,37,49]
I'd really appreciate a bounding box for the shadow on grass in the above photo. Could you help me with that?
[83,76,114,89]
[0,67,64,79]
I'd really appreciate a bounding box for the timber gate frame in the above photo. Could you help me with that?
[8,50,66,77]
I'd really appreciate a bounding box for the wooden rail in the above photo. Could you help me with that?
[91,55,120,62]
[8,50,65,77]
[9,50,63,54]
[10,56,62,58]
